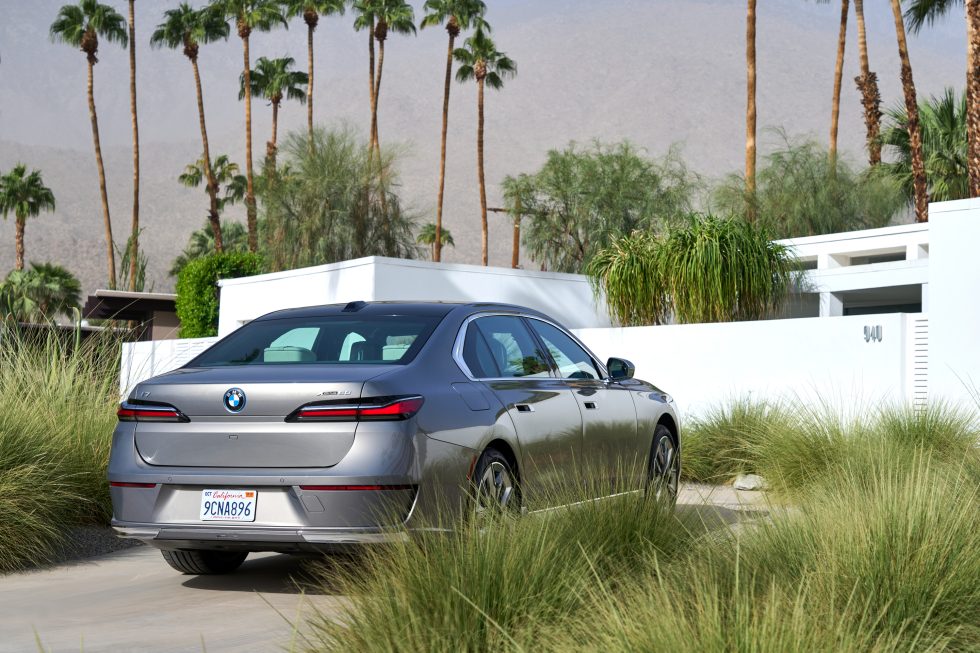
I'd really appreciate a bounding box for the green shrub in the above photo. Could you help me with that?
[0,330,119,571]
[175,252,264,338]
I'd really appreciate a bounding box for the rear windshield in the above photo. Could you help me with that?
[188,314,442,367]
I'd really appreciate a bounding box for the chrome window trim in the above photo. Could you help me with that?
[452,312,609,382]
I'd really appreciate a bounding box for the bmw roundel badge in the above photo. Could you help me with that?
[223,388,246,413]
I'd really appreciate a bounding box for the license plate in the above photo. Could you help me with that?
[200,489,257,522]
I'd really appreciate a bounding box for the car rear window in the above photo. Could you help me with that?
[188,314,442,366]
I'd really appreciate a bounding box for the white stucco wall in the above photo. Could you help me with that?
[928,199,980,409]
[575,313,916,421]
[216,256,611,337]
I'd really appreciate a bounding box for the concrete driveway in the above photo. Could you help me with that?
[0,547,340,653]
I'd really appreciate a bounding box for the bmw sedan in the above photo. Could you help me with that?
[109,301,681,574]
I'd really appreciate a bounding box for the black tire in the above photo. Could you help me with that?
[161,549,248,575]
[647,424,679,506]
[471,448,520,515]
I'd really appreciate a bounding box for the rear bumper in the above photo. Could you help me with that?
[113,520,409,552]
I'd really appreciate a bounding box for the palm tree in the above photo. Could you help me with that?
[179,154,248,213]
[239,56,308,170]
[854,0,882,165]
[151,3,230,253]
[889,0,930,221]
[50,0,128,289]
[352,1,379,150]
[0,263,82,323]
[421,0,487,263]
[282,0,346,141]
[746,0,757,215]
[170,220,250,277]
[905,0,979,195]
[416,222,454,261]
[879,89,968,203]
[0,165,56,272]
[366,0,416,156]
[127,0,140,291]
[829,0,849,164]
[215,0,287,253]
[455,28,516,266]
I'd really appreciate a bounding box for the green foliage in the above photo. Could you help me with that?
[170,220,250,277]
[512,141,699,273]
[175,252,264,338]
[454,26,515,90]
[215,0,287,34]
[587,214,796,326]
[878,88,968,203]
[420,0,488,32]
[50,0,128,50]
[0,330,120,571]
[178,154,247,213]
[260,126,419,271]
[0,164,56,224]
[238,56,307,104]
[0,263,82,323]
[417,222,454,260]
[714,135,905,238]
[149,2,230,52]
[116,232,149,293]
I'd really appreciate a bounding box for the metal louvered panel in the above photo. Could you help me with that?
[909,316,928,409]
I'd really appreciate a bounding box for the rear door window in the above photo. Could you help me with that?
[527,319,601,380]
[463,315,552,379]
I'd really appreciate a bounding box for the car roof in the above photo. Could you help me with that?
[254,301,547,322]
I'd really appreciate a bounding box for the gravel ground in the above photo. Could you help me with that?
[45,526,143,567]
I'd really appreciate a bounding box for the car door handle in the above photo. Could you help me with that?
[584,402,597,410]
[515,404,534,413]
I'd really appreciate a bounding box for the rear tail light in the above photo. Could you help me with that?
[110,481,158,489]
[117,401,190,423]
[287,395,424,422]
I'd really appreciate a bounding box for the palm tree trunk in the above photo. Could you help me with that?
[853,0,882,166]
[829,0,849,166]
[191,56,223,253]
[889,0,929,222]
[477,78,488,266]
[967,1,980,196]
[745,0,757,219]
[372,38,386,156]
[434,32,455,263]
[242,34,258,252]
[368,22,377,152]
[88,56,116,288]
[128,0,140,291]
[511,219,520,269]
[14,214,25,271]
[267,99,279,174]
[307,22,315,141]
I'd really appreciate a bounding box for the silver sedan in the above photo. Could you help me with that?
[109,301,681,574]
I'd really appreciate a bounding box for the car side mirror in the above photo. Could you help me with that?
[607,357,635,381]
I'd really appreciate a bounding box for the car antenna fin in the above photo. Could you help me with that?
[343,301,367,313]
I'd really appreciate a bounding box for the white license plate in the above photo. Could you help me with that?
[200,489,257,522]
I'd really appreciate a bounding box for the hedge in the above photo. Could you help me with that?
[175,252,265,338]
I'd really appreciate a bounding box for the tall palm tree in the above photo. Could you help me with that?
[890,0,930,221]
[151,3,231,253]
[421,0,487,263]
[854,0,882,165]
[905,0,980,195]
[239,56,308,170]
[127,0,140,291]
[0,165,56,272]
[352,1,379,149]
[215,0,287,253]
[50,0,128,289]
[455,28,516,266]
[366,0,416,156]
[0,263,82,324]
[746,0,757,217]
[416,222,454,261]
[282,0,346,141]
[829,0,849,164]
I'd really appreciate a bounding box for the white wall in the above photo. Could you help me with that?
[575,313,916,421]
[929,199,980,409]
[120,337,218,398]
[216,256,611,336]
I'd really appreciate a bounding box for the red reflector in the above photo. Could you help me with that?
[110,482,158,489]
[299,484,415,491]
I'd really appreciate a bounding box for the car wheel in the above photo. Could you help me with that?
[472,448,519,515]
[161,549,248,575]
[647,424,679,505]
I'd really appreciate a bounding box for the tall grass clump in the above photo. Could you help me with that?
[304,484,694,653]
[0,328,120,571]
